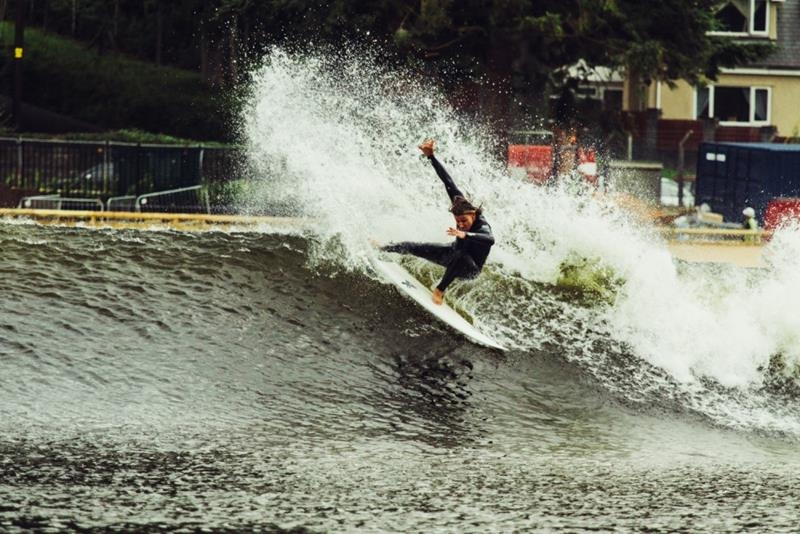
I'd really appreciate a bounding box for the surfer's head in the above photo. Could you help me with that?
[450,196,480,230]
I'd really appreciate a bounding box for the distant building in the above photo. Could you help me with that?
[626,0,800,139]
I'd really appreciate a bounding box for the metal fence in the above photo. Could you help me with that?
[136,185,210,214]
[18,195,104,211]
[0,138,243,209]
[19,185,209,214]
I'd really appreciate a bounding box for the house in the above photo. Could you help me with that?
[624,1,800,166]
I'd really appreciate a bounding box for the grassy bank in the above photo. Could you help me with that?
[0,22,237,142]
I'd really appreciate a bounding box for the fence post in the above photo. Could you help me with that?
[16,137,23,189]
[136,142,141,197]
[198,145,204,185]
[626,133,633,161]
[677,130,693,208]
[104,139,109,186]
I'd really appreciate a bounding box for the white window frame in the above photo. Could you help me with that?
[708,0,770,37]
[694,85,772,125]
[750,0,769,34]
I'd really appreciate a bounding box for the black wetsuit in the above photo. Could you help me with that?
[383,155,495,292]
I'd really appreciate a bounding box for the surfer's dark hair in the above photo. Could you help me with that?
[450,196,481,216]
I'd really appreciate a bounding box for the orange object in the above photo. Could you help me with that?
[507,129,598,186]
[507,144,553,184]
[764,198,800,230]
[576,148,598,184]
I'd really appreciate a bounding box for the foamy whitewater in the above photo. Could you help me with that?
[243,46,800,436]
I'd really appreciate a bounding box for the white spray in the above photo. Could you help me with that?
[242,46,800,435]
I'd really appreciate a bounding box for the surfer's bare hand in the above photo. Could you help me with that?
[447,227,466,239]
[432,288,444,305]
[419,138,435,157]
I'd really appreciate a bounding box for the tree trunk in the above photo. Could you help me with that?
[155,2,162,65]
[199,22,208,81]
[111,0,118,49]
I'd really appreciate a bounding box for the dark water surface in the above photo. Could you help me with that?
[1,223,799,533]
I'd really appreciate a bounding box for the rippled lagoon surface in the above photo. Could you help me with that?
[2,222,800,533]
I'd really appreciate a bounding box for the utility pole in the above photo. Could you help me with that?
[12,0,25,130]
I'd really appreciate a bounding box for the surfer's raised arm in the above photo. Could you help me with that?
[418,138,463,202]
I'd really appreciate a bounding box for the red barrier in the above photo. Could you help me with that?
[508,144,553,184]
[764,198,800,230]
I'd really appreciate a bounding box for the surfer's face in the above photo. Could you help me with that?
[454,213,476,231]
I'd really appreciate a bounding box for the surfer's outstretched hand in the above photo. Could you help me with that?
[419,138,435,157]
[432,288,444,305]
[447,227,466,239]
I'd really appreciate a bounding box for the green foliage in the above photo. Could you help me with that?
[556,254,622,305]
[0,23,234,141]
[206,179,251,211]
[393,0,772,119]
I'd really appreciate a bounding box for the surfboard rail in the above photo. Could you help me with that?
[370,255,506,351]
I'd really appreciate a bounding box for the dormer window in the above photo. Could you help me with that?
[712,0,769,35]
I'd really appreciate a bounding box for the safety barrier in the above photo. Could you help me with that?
[19,186,210,214]
[135,185,209,214]
[107,195,137,212]
[18,195,104,211]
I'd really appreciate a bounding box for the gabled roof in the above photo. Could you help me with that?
[750,1,800,69]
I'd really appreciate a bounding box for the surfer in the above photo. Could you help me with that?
[381,138,495,305]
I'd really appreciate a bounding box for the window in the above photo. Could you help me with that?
[712,0,769,35]
[751,0,768,33]
[695,85,770,124]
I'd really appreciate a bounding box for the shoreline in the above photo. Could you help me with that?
[0,208,309,232]
[0,207,767,268]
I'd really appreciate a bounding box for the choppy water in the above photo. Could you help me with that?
[4,45,800,532]
[2,222,800,533]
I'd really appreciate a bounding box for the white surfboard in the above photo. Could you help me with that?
[370,256,506,351]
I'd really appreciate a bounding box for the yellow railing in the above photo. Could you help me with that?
[659,226,769,245]
[0,208,309,231]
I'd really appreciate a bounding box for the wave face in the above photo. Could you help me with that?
[2,47,800,531]
[243,46,800,435]
[1,221,800,531]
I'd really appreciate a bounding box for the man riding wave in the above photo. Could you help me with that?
[381,139,495,305]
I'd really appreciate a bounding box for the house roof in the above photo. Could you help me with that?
[750,1,800,69]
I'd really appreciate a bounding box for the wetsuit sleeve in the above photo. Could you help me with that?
[429,155,464,202]
[464,221,495,246]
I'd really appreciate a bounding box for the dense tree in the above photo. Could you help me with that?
[392,0,772,130]
[5,0,773,136]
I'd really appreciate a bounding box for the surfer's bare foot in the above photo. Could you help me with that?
[368,238,380,248]
[432,288,444,305]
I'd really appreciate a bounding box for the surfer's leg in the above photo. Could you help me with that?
[435,251,479,292]
[382,242,453,268]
